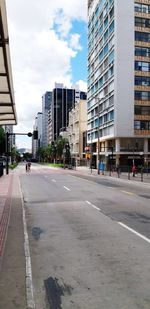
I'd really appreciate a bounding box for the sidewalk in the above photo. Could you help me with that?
[0,172,13,259]
[0,169,26,308]
[74,166,150,186]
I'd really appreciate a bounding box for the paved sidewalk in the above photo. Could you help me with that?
[74,166,150,186]
[0,169,26,308]
[0,172,13,259]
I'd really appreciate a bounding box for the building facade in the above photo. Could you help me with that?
[42,92,52,147]
[32,112,42,158]
[87,0,150,169]
[67,99,87,161]
[50,83,87,141]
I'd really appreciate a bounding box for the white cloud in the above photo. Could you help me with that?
[6,0,87,149]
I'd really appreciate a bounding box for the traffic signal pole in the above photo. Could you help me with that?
[5,132,33,175]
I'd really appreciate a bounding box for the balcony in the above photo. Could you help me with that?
[135,129,150,135]
[134,41,150,48]
[135,100,150,106]
[135,26,150,33]
[135,70,150,76]
[135,115,150,121]
[134,85,150,91]
[135,56,150,62]
[135,12,150,19]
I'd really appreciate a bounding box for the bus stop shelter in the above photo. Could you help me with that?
[0,0,17,125]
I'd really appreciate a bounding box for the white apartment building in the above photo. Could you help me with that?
[67,99,87,161]
[88,0,150,169]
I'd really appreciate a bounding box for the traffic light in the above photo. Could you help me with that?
[33,130,38,139]
[27,132,32,137]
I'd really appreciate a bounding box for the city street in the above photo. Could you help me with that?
[18,164,150,308]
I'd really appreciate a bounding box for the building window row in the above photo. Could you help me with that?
[135,31,150,42]
[135,76,150,86]
[135,3,150,14]
[135,46,150,57]
[135,17,150,28]
[135,91,150,100]
[135,61,150,71]
[135,106,150,116]
[134,121,150,130]
[90,110,114,129]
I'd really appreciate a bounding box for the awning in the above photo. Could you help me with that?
[0,0,17,125]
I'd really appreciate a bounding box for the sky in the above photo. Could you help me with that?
[6,0,87,150]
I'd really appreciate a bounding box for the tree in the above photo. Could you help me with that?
[11,146,20,163]
[0,127,6,155]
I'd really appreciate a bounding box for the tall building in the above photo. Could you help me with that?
[50,83,87,141]
[87,0,150,169]
[32,112,42,158]
[67,99,87,161]
[42,92,52,146]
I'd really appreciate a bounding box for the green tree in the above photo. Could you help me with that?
[11,146,20,163]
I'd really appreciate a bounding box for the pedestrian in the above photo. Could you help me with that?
[26,162,28,172]
[132,165,136,177]
[28,162,31,172]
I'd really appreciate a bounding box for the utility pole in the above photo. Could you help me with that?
[5,132,34,175]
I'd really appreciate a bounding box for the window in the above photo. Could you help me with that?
[134,121,150,130]
[135,47,150,57]
[135,31,150,42]
[134,121,140,130]
[135,91,150,100]
[135,106,150,116]
[135,17,150,28]
[135,3,150,14]
[135,61,150,72]
[135,76,150,86]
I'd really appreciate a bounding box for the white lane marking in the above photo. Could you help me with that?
[44,175,48,178]
[86,201,101,211]
[52,179,56,183]
[19,180,35,308]
[118,222,150,244]
[63,186,70,191]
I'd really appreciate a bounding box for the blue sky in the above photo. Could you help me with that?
[7,0,87,149]
[71,20,87,84]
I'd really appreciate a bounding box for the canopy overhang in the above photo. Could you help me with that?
[0,0,17,125]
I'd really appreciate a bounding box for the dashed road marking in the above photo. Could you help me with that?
[52,179,56,183]
[63,186,70,191]
[118,222,150,244]
[86,200,101,211]
[120,190,134,196]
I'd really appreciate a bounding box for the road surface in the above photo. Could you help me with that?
[19,164,150,309]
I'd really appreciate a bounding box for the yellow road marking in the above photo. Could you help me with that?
[120,190,134,196]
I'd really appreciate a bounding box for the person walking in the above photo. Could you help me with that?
[132,165,136,177]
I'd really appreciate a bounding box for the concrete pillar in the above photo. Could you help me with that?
[115,138,120,152]
[116,155,120,166]
[144,138,148,153]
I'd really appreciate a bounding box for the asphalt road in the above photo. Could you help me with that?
[20,164,150,309]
